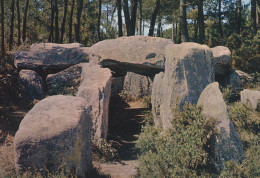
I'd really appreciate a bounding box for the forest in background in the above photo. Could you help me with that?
[0,0,259,73]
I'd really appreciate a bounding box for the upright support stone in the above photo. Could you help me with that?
[77,65,112,142]
[19,69,45,102]
[152,43,214,129]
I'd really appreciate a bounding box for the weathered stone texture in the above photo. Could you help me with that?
[14,95,92,176]
[198,82,243,171]
[77,65,112,142]
[19,69,45,101]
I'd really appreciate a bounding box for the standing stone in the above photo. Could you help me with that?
[211,46,232,75]
[19,70,45,102]
[151,72,164,127]
[77,65,112,142]
[14,95,92,176]
[46,64,83,95]
[110,77,124,97]
[241,89,260,111]
[229,69,242,91]
[123,72,152,99]
[198,82,243,171]
[152,43,214,129]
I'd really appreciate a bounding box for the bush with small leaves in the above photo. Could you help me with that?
[136,103,218,177]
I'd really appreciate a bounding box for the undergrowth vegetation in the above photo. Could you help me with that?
[136,89,260,177]
[92,139,120,163]
[136,103,218,177]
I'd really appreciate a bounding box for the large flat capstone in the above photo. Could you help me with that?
[89,36,173,76]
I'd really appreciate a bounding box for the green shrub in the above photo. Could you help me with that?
[136,103,217,177]
[228,102,260,150]
[220,139,260,177]
[92,139,120,163]
[221,85,240,104]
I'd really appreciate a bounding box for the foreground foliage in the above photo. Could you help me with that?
[136,99,260,177]
[136,103,218,177]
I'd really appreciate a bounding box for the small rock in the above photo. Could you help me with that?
[241,89,260,111]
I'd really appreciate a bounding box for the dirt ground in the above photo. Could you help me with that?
[93,97,148,178]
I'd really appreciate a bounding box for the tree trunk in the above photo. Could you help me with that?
[148,0,160,36]
[194,19,198,42]
[16,0,21,46]
[1,0,4,55]
[251,0,257,33]
[74,0,83,42]
[123,0,131,35]
[257,1,260,28]
[138,0,142,35]
[48,0,54,42]
[130,0,138,35]
[172,22,174,42]
[218,0,223,37]
[9,0,15,50]
[60,0,68,43]
[98,0,102,40]
[198,0,204,43]
[123,0,138,36]
[117,0,123,37]
[22,0,29,43]
[236,0,242,34]
[175,22,178,42]
[179,0,189,42]
[54,0,59,43]
[157,17,162,37]
[69,0,75,43]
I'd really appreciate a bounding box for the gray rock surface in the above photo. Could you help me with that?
[241,89,260,111]
[228,69,242,91]
[152,42,214,129]
[197,82,243,171]
[89,36,173,76]
[211,46,232,75]
[46,64,83,95]
[19,69,45,101]
[236,70,253,87]
[77,65,112,142]
[123,72,152,98]
[151,72,164,127]
[30,43,83,51]
[14,95,92,176]
[13,47,90,75]
[111,77,124,97]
